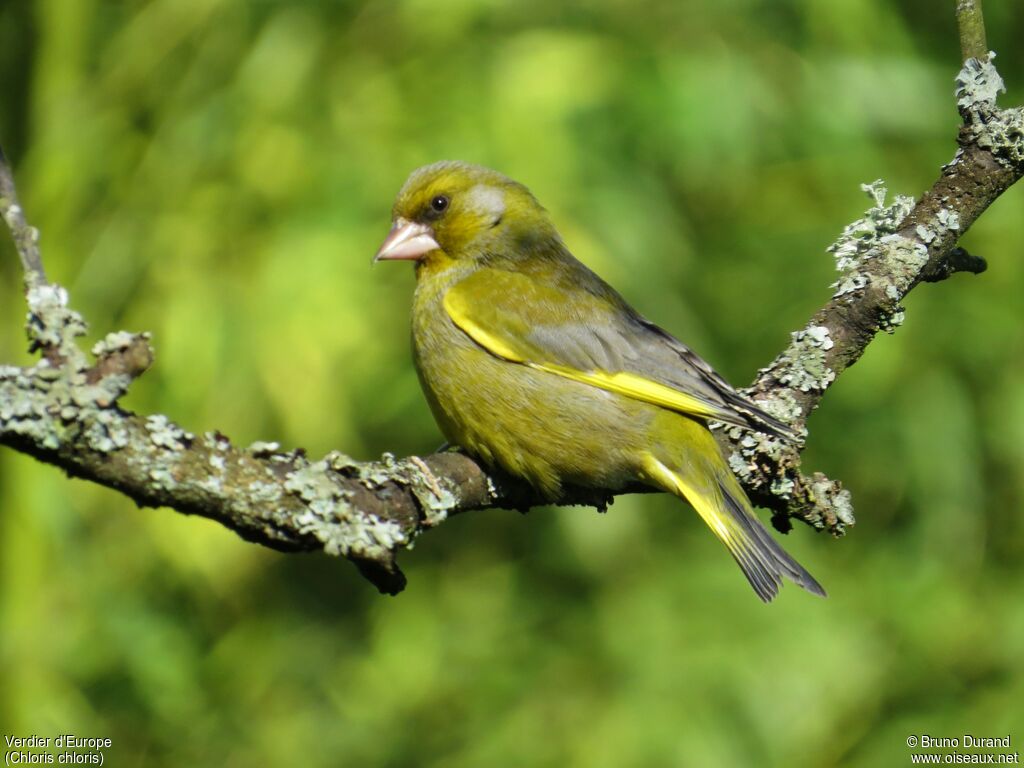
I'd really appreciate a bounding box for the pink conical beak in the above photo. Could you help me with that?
[374,218,440,262]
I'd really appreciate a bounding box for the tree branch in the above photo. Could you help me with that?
[733,50,1022,530]
[2,41,1021,593]
[0,143,46,287]
[957,0,988,63]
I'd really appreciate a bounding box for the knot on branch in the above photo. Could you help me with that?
[85,331,155,403]
[919,246,988,283]
[24,284,154,407]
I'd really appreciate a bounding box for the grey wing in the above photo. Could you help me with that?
[631,318,799,440]
[526,313,798,440]
[478,255,798,440]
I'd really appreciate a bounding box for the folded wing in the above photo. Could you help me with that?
[443,265,797,440]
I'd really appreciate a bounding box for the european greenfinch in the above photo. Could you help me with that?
[375,161,824,602]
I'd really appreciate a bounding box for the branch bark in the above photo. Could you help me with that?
[956,0,988,62]
[0,144,46,286]
[2,41,1022,593]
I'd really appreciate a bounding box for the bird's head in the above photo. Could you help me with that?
[374,161,559,267]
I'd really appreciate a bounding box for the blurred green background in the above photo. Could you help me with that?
[1,1,1023,766]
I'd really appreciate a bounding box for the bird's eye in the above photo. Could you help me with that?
[430,195,449,213]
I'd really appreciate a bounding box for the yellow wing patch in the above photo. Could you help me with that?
[444,288,722,420]
[443,289,526,363]
[541,366,724,420]
[640,454,785,602]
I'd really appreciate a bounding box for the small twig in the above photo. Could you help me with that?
[0,144,47,287]
[919,246,987,283]
[956,0,988,62]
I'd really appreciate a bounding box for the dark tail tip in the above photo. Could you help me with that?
[720,483,827,601]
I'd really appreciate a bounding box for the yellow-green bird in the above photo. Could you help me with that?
[375,161,824,602]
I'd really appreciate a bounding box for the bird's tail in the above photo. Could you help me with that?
[641,425,825,602]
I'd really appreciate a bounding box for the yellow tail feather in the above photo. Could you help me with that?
[642,454,825,602]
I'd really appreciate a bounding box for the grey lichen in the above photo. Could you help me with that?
[331,451,459,526]
[357,454,399,488]
[26,283,88,362]
[915,224,936,244]
[878,309,906,335]
[880,234,929,276]
[729,391,806,444]
[866,233,925,336]
[743,320,838,520]
[204,432,231,472]
[956,53,1004,113]
[770,475,796,499]
[285,458,408,559]
[325,450,360,473]
[75,375,132,410]
[145,414,194,451]
[936,208,960,231]
[148,466,178,491]
[248,440,281,457]
[775,325,836,393]
[91,330,148,357]
[803,326,834,350]
[2,283,164,457]
[247,480,284,504]
[825,179,936,340]
[810,476,856,532]
[833,492,855,527]
[82,408,131,453]
[401,455,459,525]
[0,364,65,450]
[6,270,427,576]
[970,104,1024,171]
[723,425,789,487]
[866,234,928,334]
[758,390,803,430]
[829,181,916,300]
[955,54,1024,171]
[727,449,754,482]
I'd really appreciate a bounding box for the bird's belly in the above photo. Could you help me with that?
[415,332,652,498]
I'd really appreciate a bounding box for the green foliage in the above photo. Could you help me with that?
[1,1,1022,765]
